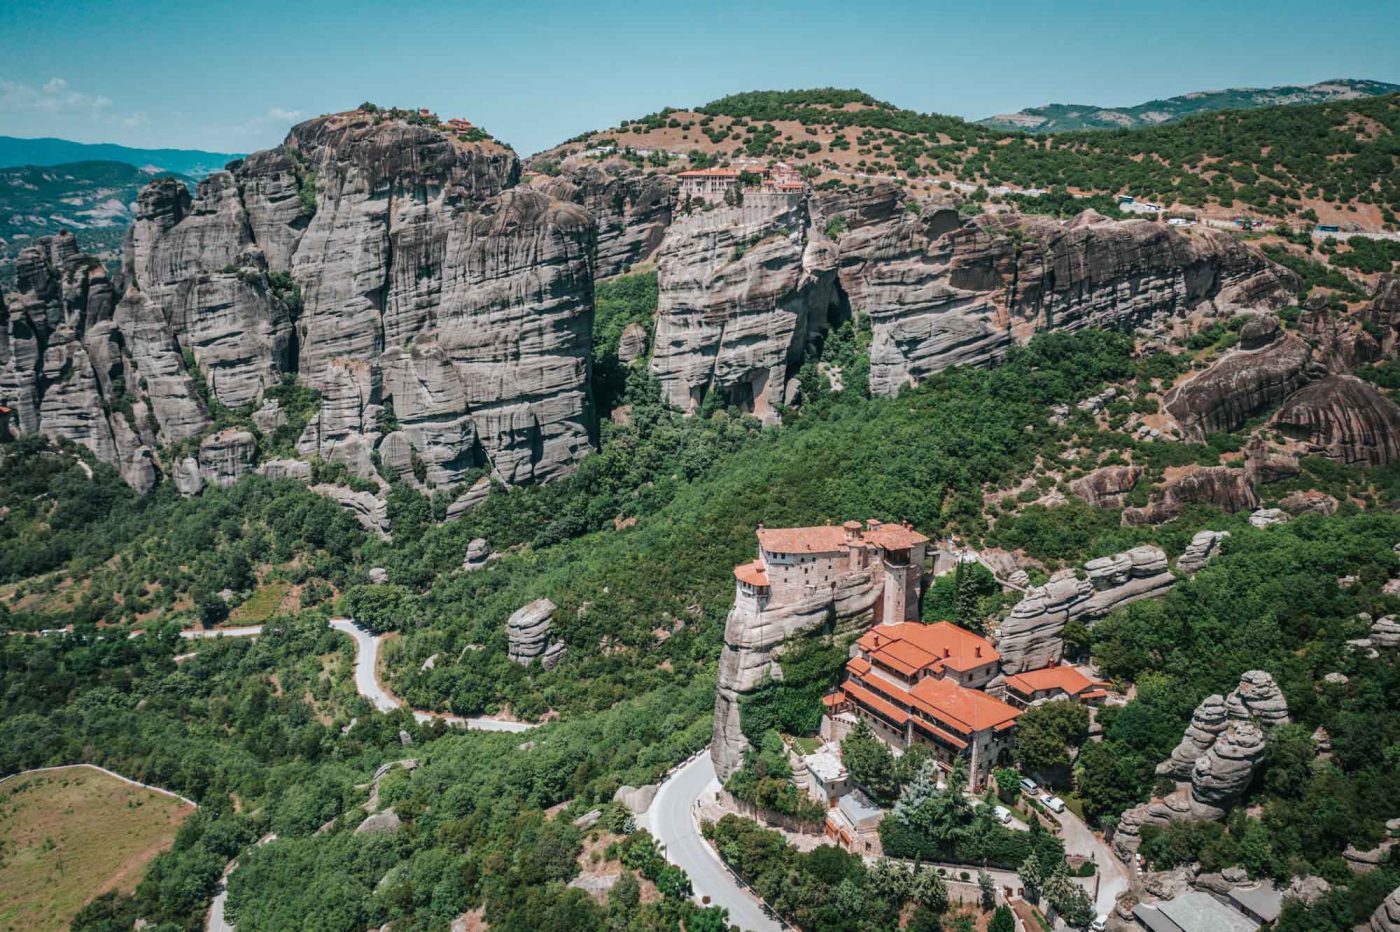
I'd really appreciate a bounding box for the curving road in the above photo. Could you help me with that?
[327,618,533,732]
[640,751,782,932]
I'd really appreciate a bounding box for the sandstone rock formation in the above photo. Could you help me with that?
[197,429,257,488]
[994,545,1172,675]
[1372,615,1400,650]
[713,569,883,779]
[1121,465,1258,526]
[1249,507,1291,528]
[3,108,600,508]
[1177,529,1229,573]
[1164,332,1316,438]
[462,538,489,571]
[309,484,391,537]
[507,597,566,669]
[1279,489,1339,516]
[1370,885,1400,932]
[1116,671,1287,860]
[649,193,840,421]
[257,458,312,482]
[1070,465,1143,509]
[1272,374,1400,467]
[539,159,675,279]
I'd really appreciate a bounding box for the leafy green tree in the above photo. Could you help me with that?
[1013,701,1090,781]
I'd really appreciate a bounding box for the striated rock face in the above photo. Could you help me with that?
[1272,374,1400,467]
[1122,465,1259,526]
[1279,489,1340,516]
[1163,332,1316,438]
[1373,887,1400,932]
[649,182,1294,407]
[713,572,882,780]
[310,483,391,537]
[1366,274,1400,358]
[1116,671,1286,860]
[539,159,675,278]
[0,232,214,485]
[1244,435,1300,485]
[650,194,840,421]
[1177,529,1229,573]
[1070,465,1143,509]
[506,597,566,668]
[257,458,312,482]
[994,545,1173,674]
[197,429,257,488]
[1371,616,1400,650]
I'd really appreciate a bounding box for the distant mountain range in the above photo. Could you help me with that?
[0,160,194,287]
[0,136,240,177]
[977,78,1400,133]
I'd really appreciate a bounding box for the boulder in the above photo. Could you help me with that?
[173,456,205,497]
[310,483,391,537]
[355,809,402,835]
[507,598,564,666]
[257,458,313,482]
[197,429,257,487]
[368,567,389,585]
[1283,875,1331,907]
[1279,489,1340,517]
[1178,529,1229,574]
[463,538,489,571]
[1249,508,1291,528]
[613,784,658,814]
[446,477,492,520]
[1238,314,1280,350]
[1372,616,1400,650]
[1273,374,1400,467]
[1370,886,1400,931]
[1069,465,1143,509]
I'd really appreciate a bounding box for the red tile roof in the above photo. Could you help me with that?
[909,676,1021,734]
[733,560,769,587]
[842,679,909,726]
[846,656,872,676]
[1004,665,1103,698]
[756,522,928,556]
[858,621,998,675]
[912,715,969,750]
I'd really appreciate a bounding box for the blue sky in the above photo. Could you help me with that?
[2,0,1396,155]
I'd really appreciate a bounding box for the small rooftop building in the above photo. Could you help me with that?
[802,749,849,805]
[1003,663,1109,708]
[1152,891,1260,932]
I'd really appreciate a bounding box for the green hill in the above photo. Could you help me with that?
[0,161,191,288]
[0,135,238,176]
[977,78,1400,133]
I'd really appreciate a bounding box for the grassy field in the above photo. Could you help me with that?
[0,766,196,932]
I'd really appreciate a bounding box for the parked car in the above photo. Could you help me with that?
[993,805,1012,824]
[1090,916,1108,932]
[1043,795,1066,813]
[1019,777,1038,794]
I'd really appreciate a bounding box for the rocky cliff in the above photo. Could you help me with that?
[1272,374,1400,467]
[648,184,1297,410]
[1115,671,1289,861]
[539,159,675,279]
[1,108,599,509]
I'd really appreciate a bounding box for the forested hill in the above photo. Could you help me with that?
[0,135,240,176]
[540,87,1400,227]
[977,78,1400,133]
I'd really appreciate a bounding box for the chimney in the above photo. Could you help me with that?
[944,647,951,658]
[975,646,982,658]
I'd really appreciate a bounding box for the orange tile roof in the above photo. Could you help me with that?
[846,656,872,676]
[822,691,847,708]
[858,621,998,674]
[909,676,1021,734]
[733,560,769,587]
[756,522,928,556]
[757,525,849,554]
[842,678,910,726]
[1080,688,1109,700]
[1004,665,1103,698]
[912,715,969,750]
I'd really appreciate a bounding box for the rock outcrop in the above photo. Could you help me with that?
[649,193,840,421]
[539,159,675,279]
[1278,489,1340,517]
[309,483,391,537]
[1163,332,1316,438]
[1121,465,1258,526]
[713,570,883,779]
[506,598,566,669]
[994,545,1173,675]
[1177,529,1229,573]
[1116,671,1287,861]
[1272,374,1400,467]
[197,429,257,488]
[1070,465,1143,509]
[1370,885,1400,932]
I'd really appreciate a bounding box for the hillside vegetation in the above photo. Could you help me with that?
[977,78,1400,133]
[551,87,1400,227]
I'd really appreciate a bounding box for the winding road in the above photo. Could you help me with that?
[640,752,782,932]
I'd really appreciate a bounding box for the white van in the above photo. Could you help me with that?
[1090,916,1108,931]
[1044,796,1066,813]
[993,805,1012,824]
[1019,777,1038,794]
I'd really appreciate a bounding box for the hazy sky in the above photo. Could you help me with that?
[2,0,1397,156]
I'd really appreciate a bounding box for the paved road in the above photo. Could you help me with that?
[641,752,781,932]
[327,618,533,733]
[1045,804,1130,916]
[206,833,276,932]
[179,625,265,639]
